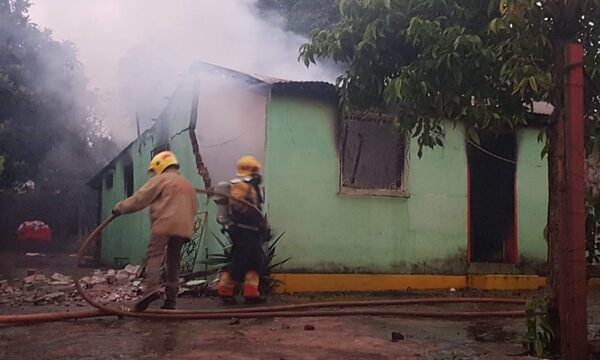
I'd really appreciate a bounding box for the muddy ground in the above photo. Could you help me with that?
[0,252,586,359]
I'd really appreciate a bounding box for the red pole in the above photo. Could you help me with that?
[561,42,587,359]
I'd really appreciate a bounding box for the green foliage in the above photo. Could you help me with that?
[523,298,554,357]
[299,0,600,157]
[298,0,600,353]
[586,202,600,263]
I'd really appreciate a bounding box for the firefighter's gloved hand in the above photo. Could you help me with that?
[220,224,229,234]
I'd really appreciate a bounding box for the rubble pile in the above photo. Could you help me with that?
[0,264,145,308]
[0,272,79,307]
[0,264,212,308]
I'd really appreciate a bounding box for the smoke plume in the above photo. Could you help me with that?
[29,0,337,143]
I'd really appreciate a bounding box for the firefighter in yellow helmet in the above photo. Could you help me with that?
[214,155,269,303]
[112,151,199,311]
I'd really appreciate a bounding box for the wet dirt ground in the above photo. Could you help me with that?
[0,302,534,360]
[0,252,558,359]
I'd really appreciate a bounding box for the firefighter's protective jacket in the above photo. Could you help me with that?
[114,168,199,239]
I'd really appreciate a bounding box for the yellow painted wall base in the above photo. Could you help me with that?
[272,274,565,293]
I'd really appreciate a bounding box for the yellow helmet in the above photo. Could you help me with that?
[236,155,261,177]
[148,151,179,175]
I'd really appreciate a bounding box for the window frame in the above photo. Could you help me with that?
[338,112,410,198]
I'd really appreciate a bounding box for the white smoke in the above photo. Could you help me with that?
[29,0,337,143]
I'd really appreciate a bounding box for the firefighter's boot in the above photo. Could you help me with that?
[243,271,260,302]
[161,286,178,310]
[133,287,161,312]
[218,271,237,304]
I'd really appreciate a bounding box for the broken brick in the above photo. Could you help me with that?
[33,292,66,305]
[51,273,72,283]
[114,273,130,285]
[124,264,141,276]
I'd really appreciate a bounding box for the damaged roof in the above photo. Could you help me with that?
[188,61,338,101]
[88,62,337,188]
[87,129,153,189]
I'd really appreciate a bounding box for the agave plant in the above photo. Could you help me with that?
[202,230,290,295]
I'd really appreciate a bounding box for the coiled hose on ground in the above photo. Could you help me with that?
[0,189,527,324]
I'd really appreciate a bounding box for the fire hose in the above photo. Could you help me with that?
[0,189,528,324]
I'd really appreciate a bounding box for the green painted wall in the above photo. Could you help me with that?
[264,97,467,274]
[100,132,154,265]
[263,96,548,274]
[98,75,227,268]
[516,129,548,270]
[96,78,548,275]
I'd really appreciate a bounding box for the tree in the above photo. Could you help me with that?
[300,0,599,355]
[0,0,115,247]
[0,0,110,189]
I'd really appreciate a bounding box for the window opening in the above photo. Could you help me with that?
[105,170,114,190]
[151,144,170,158]
[340,112,407,196]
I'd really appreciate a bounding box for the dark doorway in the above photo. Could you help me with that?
[467,133,517,263]
[124,164,134,197]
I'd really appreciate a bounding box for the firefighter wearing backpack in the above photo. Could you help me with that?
[213,155,268,303]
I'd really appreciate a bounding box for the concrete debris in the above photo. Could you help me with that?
[185,279,207,287]
[51,273,72,283]
[34,292,66,305]
[25,252,46,257]
[105,269,116,284]
[178,287,190,295]
[304,325,316,331]
[49,281,72,286]
[115,273,130,285]
[24,274,46,284]
[116,269,128,276]
[124,264,141,277]
[229,317,241,325]
[80,275,107,287]
[0,263,203,309]
[26,269,35,276]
